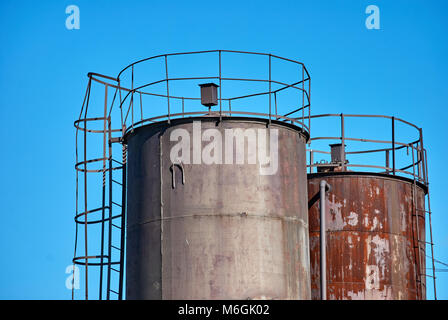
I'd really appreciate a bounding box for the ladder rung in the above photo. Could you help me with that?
[109,289,119,295]
[112,224,121,229]
[111,267,120,273]
[112,201,122,207]
[111,245,121,251]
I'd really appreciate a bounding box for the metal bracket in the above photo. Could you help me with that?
[170,161,185,189]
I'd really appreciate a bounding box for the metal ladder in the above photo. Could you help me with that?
[73,79,127,300]
[105,133,127,300]
[410,142,436,300]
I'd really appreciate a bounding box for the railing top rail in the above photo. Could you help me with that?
[308,113,420,131]
[116,50,310,79]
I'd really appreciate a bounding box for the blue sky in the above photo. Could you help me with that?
[0,0,447,299]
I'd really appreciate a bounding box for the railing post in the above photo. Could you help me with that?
[165,55,170,123]
[131,65,134,130]
[416,143,421,181]
[392,116,395,175]
[310,150,314,173]
[118,79,124,132]
[182,97,185,118]
[139,92,143,121]
[385,150,390,174]
[274,92,278,118]
[419,128,426,183]
[340,113,345,171]
[219,50,222,121]
[308,77,311,139]
[268,54,272,125]
[302,66,304,130]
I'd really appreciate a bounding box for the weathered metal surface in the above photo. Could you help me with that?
[125,117,310,300]
[308,173,426,300]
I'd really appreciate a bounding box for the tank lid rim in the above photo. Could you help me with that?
[307,171,428,193]
[123,115,310,143]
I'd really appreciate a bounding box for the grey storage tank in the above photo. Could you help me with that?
[124,117,311,299]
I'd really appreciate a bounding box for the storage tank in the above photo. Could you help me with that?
[306,114,433,300]
[125,116,311,299]
[308,173,426,299]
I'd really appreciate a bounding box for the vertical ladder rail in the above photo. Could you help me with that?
[82,79,92,300]
[424,148,437,299]
[118,143,127,300]
[106,119,113,300]
[419,129,437,300]
[99,84,109,300]
[106,133,126,300]
[411,146,424,298]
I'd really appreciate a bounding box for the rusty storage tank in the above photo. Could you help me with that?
[308,173,426,300]
[306,114,431,300]
[124,116,311,299]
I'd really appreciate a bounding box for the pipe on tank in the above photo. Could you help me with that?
[319,180,331,300]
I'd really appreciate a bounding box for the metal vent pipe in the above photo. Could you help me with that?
[319,180,331,300]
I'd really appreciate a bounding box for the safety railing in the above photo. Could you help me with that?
[91,50,311,136]
[307,113,428,186]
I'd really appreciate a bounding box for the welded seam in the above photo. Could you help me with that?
[130,213,309,229]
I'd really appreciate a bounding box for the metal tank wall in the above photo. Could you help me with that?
[308,173,426,300]
[125,117,311,300]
